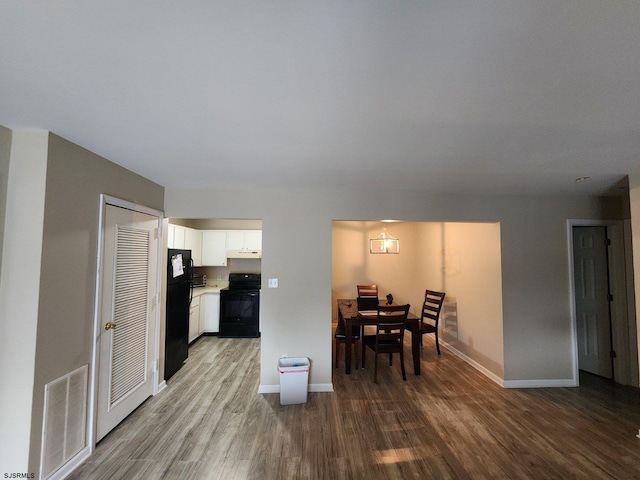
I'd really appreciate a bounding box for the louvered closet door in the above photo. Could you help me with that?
[97,205,159,441]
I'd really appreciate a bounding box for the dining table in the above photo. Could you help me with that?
[337,298,422,375]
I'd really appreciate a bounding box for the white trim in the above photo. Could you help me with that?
[441,342,504,387]
[503,379,577,389]
[156,380,167,395]
[102,194,164,218]
[257,384,279,394]
[566,220,581,386]
[257,383,334,394]
[88,195,164,457]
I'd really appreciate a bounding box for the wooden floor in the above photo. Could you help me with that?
[68,334,640,480]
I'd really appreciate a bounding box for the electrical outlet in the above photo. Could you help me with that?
[268,278,278,288]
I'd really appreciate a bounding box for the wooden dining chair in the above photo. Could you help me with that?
[419,289,446,355]
[357,284,378,298]
[362,304,410,383]
[356,284,379,338]
[334,315,361,369]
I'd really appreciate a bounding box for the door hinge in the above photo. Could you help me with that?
[154,227,159,240]
[605,238,611,246]
[608,293,614,302]
[610,350,617,359]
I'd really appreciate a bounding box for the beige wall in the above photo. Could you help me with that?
[332,221,504,378]
[165,188,622,390]
[332,221,422,310]
[3,132,165,475]
[425,222,504,377]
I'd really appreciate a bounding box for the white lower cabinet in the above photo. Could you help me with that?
[201,291,220,333]
[189,295,201,343]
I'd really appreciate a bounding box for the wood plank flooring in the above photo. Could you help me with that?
[68,334,640,479]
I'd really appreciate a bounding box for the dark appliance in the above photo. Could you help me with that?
[192,274,207,287]
[219,273,261,338]
[165,248,193,381]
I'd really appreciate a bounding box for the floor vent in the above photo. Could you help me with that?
[40,365,88,479]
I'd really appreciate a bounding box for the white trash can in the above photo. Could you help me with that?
[278,357,310,405]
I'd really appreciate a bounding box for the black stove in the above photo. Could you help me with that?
[227,273,261,291]
[219,273,261,338]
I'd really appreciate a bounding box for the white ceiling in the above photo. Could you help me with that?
[1,1,639,196]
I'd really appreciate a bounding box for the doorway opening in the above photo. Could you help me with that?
[331,220,505,382]
[569,220,638,387]
[166,217,263,366]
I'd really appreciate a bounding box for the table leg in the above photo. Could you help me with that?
[411,329,421,375]
[345,317,352,374]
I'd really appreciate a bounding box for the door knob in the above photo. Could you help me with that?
[104,322,117,331]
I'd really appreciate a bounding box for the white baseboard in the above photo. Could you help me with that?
[309,383,334,393]
[503,379,578,388]
[155,380,167,395]
[442,342,505,386]
[46,445,91,480]
[257,383,334,394]
[258,384,279,394]
[442,342,578,388]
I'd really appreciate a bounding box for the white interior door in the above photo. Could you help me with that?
[96,204,159,441]
[573,226,612,378]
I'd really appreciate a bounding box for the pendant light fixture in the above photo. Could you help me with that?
[370,227,400,254]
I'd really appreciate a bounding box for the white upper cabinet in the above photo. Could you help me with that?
[244,230,262,251]
[227,230,262,258]
[168,225,201,265]
[173,225,186,249]
[168,224,186,249]
[167,224,175,248]
[201,230,227,266]
[171,226,261,263]
[184,227,202,266]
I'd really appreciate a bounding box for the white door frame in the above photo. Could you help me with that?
[567,218,633,386]
[88,194,164,451]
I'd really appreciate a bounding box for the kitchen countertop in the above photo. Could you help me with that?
[192,282,228,296]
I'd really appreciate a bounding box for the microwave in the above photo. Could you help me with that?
[192,274,206,287]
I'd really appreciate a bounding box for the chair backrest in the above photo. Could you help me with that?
[357,284,378,298]
[375,304,410,345]
[357,284,379,310]
[421,290,445,327]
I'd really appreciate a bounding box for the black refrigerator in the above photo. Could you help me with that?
[165,248,192,381]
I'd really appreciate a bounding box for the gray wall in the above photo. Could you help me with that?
[28,133,164,474]
[0,125,11,276]
[630,175,640,381]
[165,188,623,389]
